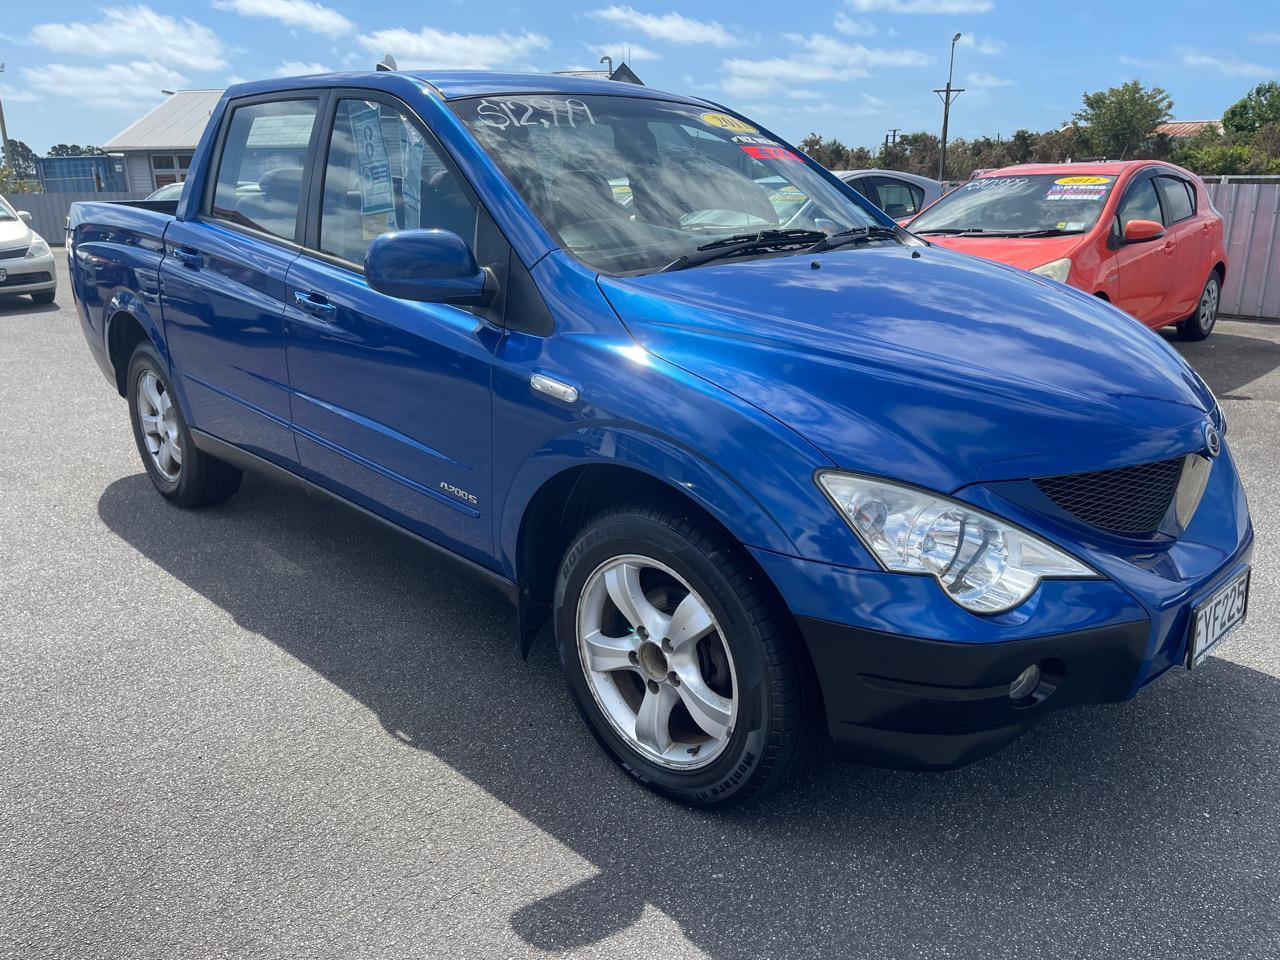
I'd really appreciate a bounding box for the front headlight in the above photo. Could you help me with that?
[817,471,1096,613]
[26,236,50,258]
[1029,257,1071,283]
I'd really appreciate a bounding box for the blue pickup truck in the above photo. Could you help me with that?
[70,70,1252,807]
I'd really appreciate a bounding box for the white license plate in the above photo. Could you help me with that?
[1187,567,1250,668]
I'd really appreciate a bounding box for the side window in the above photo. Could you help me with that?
[1117,179,1163,230]
[319,98,478,266]
[1156,176,1195,223]
[210,99,319,241]
[871,177,920,217]
[846,177,879,206]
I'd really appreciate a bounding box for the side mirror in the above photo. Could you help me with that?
[18,211,32,223]
[365,229,493,305]
[1122,218,1164,243]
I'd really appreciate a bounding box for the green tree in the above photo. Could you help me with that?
[1074,79,1173,159]
[1,139,38,178]
[1223,81,1280,136]
[46,144,105,157]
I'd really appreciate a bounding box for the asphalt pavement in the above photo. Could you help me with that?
[2,257,1278,959]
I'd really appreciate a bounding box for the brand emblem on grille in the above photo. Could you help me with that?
[1204,423,1221,458]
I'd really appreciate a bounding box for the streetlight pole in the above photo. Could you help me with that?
[0,63,13,185]
[934,33,964,182]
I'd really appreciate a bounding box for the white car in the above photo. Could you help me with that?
[0,194,57,304]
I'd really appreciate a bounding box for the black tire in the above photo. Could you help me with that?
[1176,271,1221,342]
[555,499,817,808]
[126,342,242,507]
[31,290,56,304]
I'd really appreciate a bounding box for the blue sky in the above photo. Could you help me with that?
[2,0,1277,154]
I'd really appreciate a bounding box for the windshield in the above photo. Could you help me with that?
[0,197,16,222]
[451,94,886,273]
[910,173,1116,235]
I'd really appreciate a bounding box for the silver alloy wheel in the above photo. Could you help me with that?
[576,554,738,769]
[1200,276,1220,332]
[137,370,182,482]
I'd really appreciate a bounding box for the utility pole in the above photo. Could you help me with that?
[933,33,964,182]
[0,63,13,184]
[885,128,900,148]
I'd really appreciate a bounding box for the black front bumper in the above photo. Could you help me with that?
[797,616,1151,770]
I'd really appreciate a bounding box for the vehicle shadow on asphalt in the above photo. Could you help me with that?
[97,473,1278,958]
[1168,326,1280,398]
[0,297,60,317]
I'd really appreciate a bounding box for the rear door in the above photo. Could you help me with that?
[161,93,324,464]
[1154,173,1203,318]
[867,175,925,220]
[1111,173,1172,324]
[282,92,501,564]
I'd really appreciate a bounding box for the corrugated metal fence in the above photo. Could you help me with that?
[5,191,150,246]
[1201,177,1279,321]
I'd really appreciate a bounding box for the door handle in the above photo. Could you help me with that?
[172,247,203,269]
[1162,241,1176,253]
[293,290,337,322]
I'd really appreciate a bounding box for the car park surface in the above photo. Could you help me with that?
[66,71,1250,806]
[1,255,1278,958]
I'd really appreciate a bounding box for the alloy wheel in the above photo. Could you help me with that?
[576,554,738,769]
[1200,277,1220,332]
[137,370,182,482]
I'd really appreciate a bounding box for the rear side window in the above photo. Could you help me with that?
[318,98,478,266]
[1117,179,1163,229]
[1156,176,1195,223]
[870,176,923,217]
[210,98,319,242]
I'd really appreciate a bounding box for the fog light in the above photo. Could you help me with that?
[1009,664,1041,701]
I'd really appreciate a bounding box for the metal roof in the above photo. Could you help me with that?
[103,90,222,152]
[1155,120,1221,139]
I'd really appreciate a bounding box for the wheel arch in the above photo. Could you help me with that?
[103,290,167,397]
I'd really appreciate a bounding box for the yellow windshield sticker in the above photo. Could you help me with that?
[1055,175,1112,185]
[701,112,758,133]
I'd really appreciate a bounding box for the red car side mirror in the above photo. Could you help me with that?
[1122,219,1164,243]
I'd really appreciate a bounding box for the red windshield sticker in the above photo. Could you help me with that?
[739,144,801,161]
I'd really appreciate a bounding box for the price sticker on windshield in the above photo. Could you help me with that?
[739,144,801,161]
[701,112,758,133]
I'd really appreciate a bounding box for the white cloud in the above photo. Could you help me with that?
[957,33,1003,54]
[834,13,876,36]
[29,7,226,70]
[0,84,40,104]
[1249,31,1280,43]
[274,61,330,76]
[721,35,928,97]
[586,41,662,62]
[22,61,186,108]
[357,27,549,69]
[588,6,738,47]
[966,71,1012,88]
[1182,51,1274,78]
[212,0,352,37]
[788,89,823,100]
[846,0,993,12]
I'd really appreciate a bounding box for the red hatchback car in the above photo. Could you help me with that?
[907,161,1227,340]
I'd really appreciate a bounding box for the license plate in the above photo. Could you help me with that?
[1187,567,1250,668]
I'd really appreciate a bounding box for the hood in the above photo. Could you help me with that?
[0,217,33,251]
[919,234,1084,271]
[598,245,1215,493]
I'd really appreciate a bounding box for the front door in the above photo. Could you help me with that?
[1112,175,1171,324]
[283,95,499,564]
[161,95,322,464]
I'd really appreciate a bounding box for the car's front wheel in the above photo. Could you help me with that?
[1177,271,1221,341]
[555,500,815,807]
[126,342,242,507]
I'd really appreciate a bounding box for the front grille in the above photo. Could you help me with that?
[1034,456,1184,535]
[0,244,29,260]
[0,271,52,288]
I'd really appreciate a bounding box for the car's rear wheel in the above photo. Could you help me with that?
[555,500,815,807]
[127,342,242,507]
[1177,272,1221,341]
[31,290,55,304]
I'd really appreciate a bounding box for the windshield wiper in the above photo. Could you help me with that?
[807,225,899,253]
[660,229,827,272]
[914,227,1085,238]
